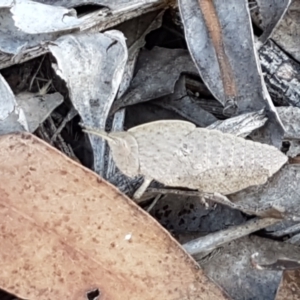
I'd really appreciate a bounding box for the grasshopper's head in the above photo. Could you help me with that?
[82,126,139,177]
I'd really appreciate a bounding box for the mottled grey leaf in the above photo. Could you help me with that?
[111,47,198,112]
[49,31,127,176]
[229,164,300,219]
[178,0,284,147]
[152,76,217,127]
[179,0,265,113]
[249,0,291,43]
[200,236,300,300]
[271,0,300,63]
[16,92,64,132]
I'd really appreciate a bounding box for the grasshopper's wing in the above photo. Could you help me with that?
[176,128,287,194]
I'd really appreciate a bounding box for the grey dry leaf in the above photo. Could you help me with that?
[271,0,300,63]
[178,0,267,113]
[249,0,291,44]
[229,164,300,219]
[0,0,81,57]
[152,75,218,127]
[178,0,285,147]
[49,30,128,176]
[83,120,288,196]
[16,92,64,132]
[0,73,28,134]
[0,132,230,300]
[111,47,198,113]
[277,106,300,157]
[200,236,300,300]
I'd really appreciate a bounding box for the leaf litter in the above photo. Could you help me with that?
[1,0,300,299]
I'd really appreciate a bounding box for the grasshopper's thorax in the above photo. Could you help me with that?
[108,132,140,178]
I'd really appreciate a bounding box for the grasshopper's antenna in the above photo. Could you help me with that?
[79,123,115,143]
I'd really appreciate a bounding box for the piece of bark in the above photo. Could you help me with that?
[0,132,230,300]
[207,109,267,138]
[182,218,280,256]
[258,39,300,107]
[49,31,127,176]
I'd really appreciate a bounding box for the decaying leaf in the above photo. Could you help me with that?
[111,47,198,113]
[82,120,287,198]
[229,164,300,219]
[49,31,127,176]
[0,132,230,300]
[275,269,300,300]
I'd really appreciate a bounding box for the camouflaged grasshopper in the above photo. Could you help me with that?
[82,120,287,200]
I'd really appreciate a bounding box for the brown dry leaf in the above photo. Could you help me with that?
[275,269,300,300]
[0,132,230,300]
